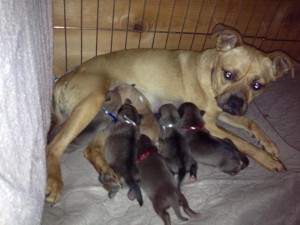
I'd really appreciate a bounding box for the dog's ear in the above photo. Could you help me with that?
[269,51,294,79]
[211,24,243,52]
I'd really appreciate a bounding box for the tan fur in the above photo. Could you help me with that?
[46,24,294,203]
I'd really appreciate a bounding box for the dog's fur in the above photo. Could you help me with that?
[178,102,249,175]
[100,102,143,206]
[114,84,161,146]
[46,24,294,203]
[136,134,199,225]
[67,90,122,151]
[157,104,198,189]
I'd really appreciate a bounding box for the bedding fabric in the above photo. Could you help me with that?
[42,74,300,225]
[0,0,52,224]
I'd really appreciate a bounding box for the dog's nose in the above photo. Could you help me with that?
[228,95,244,111]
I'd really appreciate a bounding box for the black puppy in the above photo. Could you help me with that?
[178,102,249,175]
[136,134,200,225]
[157,104,198,189]
[101,101,143,206]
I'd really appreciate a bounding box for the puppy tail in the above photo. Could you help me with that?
[125,176,143,206]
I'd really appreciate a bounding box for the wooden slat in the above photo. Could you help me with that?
[53,0,300,76]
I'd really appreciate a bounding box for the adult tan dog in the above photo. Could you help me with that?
[46,24,294,204]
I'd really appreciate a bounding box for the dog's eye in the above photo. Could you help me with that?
[251,82,263,91]
[224,71,234,80]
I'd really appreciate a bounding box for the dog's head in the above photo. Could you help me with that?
[210,24,294,116]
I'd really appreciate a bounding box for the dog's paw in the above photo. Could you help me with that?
[261,141,280,159]
[106,169,122,187]
[257,151,286,172]
[45,176,63,204]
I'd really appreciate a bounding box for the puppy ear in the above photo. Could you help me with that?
[105,91,111,101]
[269,51,295,79]
[139,114,144,120]
[154,112,161,121]
[125,98,132,104]
[211,24,243,52]
[200,110,205,116]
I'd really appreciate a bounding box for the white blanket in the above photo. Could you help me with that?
[0,0,52,224]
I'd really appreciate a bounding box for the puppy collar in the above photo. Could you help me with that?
[183,124,206,131]
[136,150,156,164]
[101,108,118,122]
[161,123,174,129]
[123,115,136,126]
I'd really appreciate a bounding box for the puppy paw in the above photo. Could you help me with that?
[45,176,63,204]
[189,175,197,183]
[127,189,136,201]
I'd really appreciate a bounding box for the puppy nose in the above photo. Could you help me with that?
[228,95,244,110]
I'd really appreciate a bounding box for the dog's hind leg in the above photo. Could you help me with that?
[83,133,122,187]
[178,192,200,218]
[153,200,172,225]
[46,92,106,204]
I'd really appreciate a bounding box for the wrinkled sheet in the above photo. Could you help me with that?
[0,0,52,224]
[42,74,300,225]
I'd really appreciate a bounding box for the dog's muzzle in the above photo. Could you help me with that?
[218,95,246,116]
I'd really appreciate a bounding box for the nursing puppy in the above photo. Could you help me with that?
[136,134,199,225]
[46,23,294,203]
[178,102,249,175]
[157,104,197,189]
[101,101,143,206]
[114,84,161,146]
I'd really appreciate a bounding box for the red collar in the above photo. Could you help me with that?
[183,124,206,131]
[136,150,156,164]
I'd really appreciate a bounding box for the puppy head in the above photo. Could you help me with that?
[157,103,182,128]
[219,138,249,175]
[118,101,142,125]
[104,90,122,112]
[178,102,205,127]
[211,24,294,116]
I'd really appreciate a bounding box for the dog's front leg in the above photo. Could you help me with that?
[46,93,106,204]
[204,114,286,171]
[218,112,280,158]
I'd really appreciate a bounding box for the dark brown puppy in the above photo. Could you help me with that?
[136,134,200,225]
[157,104,198,189]
[178,102,249,175]
[100,101,143,206]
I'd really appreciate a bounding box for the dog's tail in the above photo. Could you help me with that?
[124,175,143,206]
